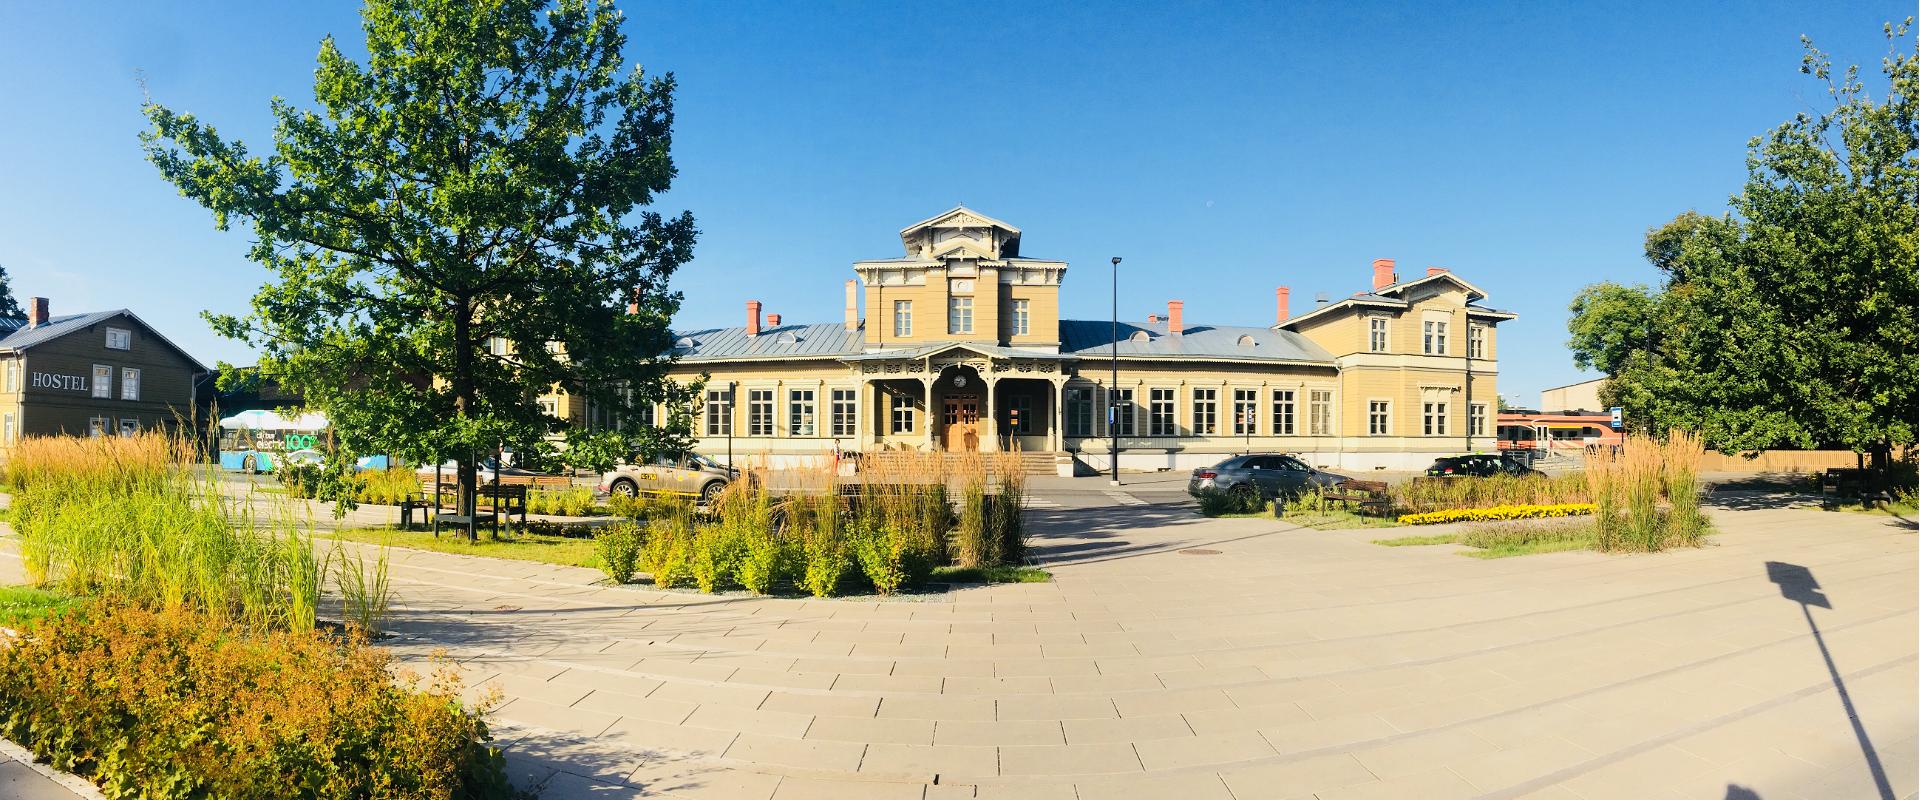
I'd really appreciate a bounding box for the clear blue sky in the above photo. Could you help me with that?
[0,1,1902,405]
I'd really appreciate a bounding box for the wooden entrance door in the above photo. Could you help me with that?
[943,396,980,452]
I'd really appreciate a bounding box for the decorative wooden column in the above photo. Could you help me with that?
[1051,378,1066,453]
[920,375,936,451]
[982,375,999,452]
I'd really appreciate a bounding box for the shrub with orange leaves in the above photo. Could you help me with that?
[0,603,519,799]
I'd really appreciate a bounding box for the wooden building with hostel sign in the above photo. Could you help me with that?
[0,298,208,442]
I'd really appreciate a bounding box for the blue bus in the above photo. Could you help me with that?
[217,410,390,473]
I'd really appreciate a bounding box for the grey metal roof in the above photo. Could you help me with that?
[840,341,1072,362]
[672,322,865,362]
[1060,319,1335,364]
[0,309,209,371]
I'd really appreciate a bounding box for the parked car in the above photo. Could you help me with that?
[1424,454,1544,478]
[598,453,735,504]
[1187,454,1350,504]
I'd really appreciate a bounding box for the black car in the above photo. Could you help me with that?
[1425,454,1543,478]
[1188,453,1351,503]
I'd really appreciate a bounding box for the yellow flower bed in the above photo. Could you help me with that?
[1397,503,1598,526]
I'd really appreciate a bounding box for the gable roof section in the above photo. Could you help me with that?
[898,206,1020,238]
[672,322,865,362]
[0,310,209,372]
[1060,319,1334,364]
[1275,294,1409,329]
[1376,271,1487,302]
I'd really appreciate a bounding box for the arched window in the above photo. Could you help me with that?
[1236,335,1256,347]
[1129,331,1152,342]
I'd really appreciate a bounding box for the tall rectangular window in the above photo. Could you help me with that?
[105,328,131,350]
[788,389,816,437]
[120,368,140,401]
[1191,388,1218,436]
[1010,299,1030,336]
[119,419,139,438]
[1310,390,1333,435]
[831,389,857,437]
[947,296,973,334]
[88,416,108,438]
[1232,389,1258,435]
[893,300,912,337]
[890,393,915,433]
[1368,400,1391,436]
[2,413,14,442]
[1469,403,1488,437]
[1423,320,1448,355]
[92,365,112,398]
[1369,317,1389,353]
[1149,388,1176,436]
[3,361,16,393]
[1468,325,1487,359]
[705,389,733,436]
[1271,390,1296,435]
[1008,395,1033,434]
[1423,401,1449,435]
[1065,388,1093,437]
[747,389,774,436]
[1111,388,1136,436]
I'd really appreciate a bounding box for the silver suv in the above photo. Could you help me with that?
[598,452,735,504]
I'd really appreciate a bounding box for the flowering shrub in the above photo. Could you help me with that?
[1396,503,1598,526]
[0,604,516,800]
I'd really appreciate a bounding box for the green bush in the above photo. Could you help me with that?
[738,528,795,595]
[0,603,516,800]
[953,476,989,568]
[640,518,695,588]
[528,487,595,517]
[793,494,852,598]
[847,515,908,595]
[594,524,642,584]
[353,468,419,506]
[1195,486,1262,516]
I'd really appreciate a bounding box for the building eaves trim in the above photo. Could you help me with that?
[1276,297,1409,329]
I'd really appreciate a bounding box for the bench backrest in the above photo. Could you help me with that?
[531,476,574,488]
[1340,479,1390,495]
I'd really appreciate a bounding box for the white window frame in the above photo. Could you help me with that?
[1065,388,1094,438]
[1469,402,1488,437]
[1468,324,1487,359]
[120,367,140,401]
[788,389,816,437]
[747,389,775,437]
[1110,388,1136,437]
[3,361,16,393]
[1423,319,1449,355]
[1271,389,1296,436]
[889,392,915,434]
[118,418,139,438]
[947,296,973,335]
[893,300,912,338]
[1310,390,1334,436]
[105,327,131,351]
[1191,387,1218,436]
[92,365,112,399]
[1231,388,1258,436]
[1423,401,1449,436]
[1368,316,1389,353]
[1368,400,1391,436]
[88,416,109,438]
[705,389,733,436]
[537,397,559,417]
[830,389,857,437]
[2,412,14,442]
[1148,388,1176,437]
[1010,298,1030,336]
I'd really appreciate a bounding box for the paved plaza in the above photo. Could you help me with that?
[1,480,1914,799]
[361,484,1915,800]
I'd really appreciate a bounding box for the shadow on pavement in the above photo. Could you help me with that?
[1765,561,1896,800]
[1023,502,1293,566]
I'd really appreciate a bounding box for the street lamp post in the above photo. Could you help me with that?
[1110,256,1121,487]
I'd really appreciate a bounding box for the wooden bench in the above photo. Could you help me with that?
[401,478,529,535]
[1311,479,1393,516]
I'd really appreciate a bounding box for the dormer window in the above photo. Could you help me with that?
[774,332,799,345]
[1235,335,1256,347]
[1129,331,1151,342]
[105,328,130,350]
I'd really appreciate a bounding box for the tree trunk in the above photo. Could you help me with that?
[453,302,478,541]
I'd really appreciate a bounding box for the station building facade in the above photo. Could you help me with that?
[546,208,1515,472]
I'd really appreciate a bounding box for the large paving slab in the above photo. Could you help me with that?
[3,483,1915,799]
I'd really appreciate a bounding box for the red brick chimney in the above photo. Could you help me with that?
[1372,259,1396,291]
[844,280,860,331]
[1167,300,1184,337]
[27,297,47,328]
[766,313,782,328]
[1426,266,1447,277]
[1275,286,1290,324]
[746,300,762,337]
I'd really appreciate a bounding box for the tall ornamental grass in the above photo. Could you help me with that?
[1582,431,1714,553]
[1663,428,1707,546]
[1392,472,1590,514]
[4,432,380,633]
[991,450,1030,565]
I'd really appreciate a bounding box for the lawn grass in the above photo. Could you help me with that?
[1372,517,1602,559]
[325,525,601,570]
[930,565,1052,584]
[0,585,82,627]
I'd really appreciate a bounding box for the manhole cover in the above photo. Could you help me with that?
[1179,548,1222,555]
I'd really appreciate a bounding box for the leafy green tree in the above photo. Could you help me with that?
[1568,22,1917,464]
[0,265,22,318]
[141,0,697,523]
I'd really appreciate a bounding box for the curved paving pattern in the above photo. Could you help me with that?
[365,495,1916,800]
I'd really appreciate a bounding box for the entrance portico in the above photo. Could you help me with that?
[846,343,1070,453]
